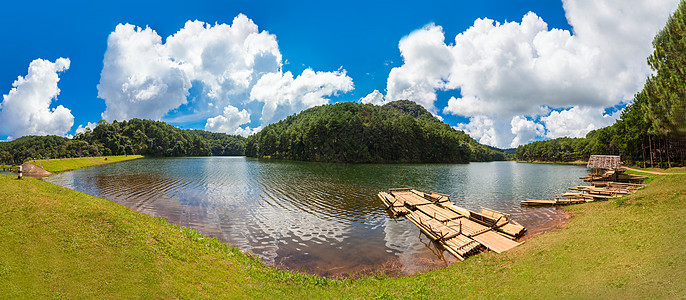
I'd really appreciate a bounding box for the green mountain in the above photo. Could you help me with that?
[245,100,504,163]
[0,119,245,164]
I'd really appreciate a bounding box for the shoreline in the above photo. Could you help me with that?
[28,155,143,174]
[1,159,683,297]
[515,160,588,165]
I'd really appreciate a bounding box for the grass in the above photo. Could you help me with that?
[29,155,143,173]
[625,166,686,174]
[0,171,684,298]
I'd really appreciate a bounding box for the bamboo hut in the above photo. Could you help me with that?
[586,155,621,170]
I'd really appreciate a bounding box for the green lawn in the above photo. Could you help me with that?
[29,155,143,173]
[0,171,684,298]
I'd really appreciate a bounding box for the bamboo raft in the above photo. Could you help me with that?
[378,188,525,260]
[521,181,646,206]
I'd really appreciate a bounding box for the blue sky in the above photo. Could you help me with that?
[0,0,677,147]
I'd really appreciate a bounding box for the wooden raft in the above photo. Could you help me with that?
[521,179,646,207]
[378,188,525,260]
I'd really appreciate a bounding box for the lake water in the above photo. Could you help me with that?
[45,157,588,277]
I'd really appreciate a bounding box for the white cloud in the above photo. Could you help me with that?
[98,24,191,122]
[541,106,621,138]
[384,0,677,148]
[454,116,497,147]
[75,122,98,134]
[98,14,353,135]
[510,116,545,148]
[360,89,387,105]
[204,105,254,136]
[250,69,353,125]
[386,24,452,112]
[0,58,74,139]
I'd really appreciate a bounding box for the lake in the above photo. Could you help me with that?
[45,157,588,277]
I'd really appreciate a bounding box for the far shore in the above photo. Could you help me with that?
[516,160,588,165]
[26,155,143,174]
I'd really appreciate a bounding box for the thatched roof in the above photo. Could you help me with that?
[587,155,621,170]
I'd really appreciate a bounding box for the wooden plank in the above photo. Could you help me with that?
[393,191,433,207]
[443,235,480,256]
[472,230,521,253]
[442,202,471,217]
[379,192,404,207]
[445,218,489,237]
[521,199,556,206]
[499,222,526,238]
[416,204,462,222]
[406,211,459,240]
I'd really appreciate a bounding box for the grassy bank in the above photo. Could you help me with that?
[0,171,684,298]
[625,166,686,174]
[29,155,143,173]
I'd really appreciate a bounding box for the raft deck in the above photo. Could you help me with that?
[379,188,525,260]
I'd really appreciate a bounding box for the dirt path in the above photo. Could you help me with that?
[622,166,686,175]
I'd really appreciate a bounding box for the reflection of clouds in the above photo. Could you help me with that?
[46,158,584,275]
[192,157,351,264]
[382,217,416,254]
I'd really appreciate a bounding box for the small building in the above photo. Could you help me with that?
[586,155,621,170]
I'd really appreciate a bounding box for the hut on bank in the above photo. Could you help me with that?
[586,155,621,170]
[582,155,646,183]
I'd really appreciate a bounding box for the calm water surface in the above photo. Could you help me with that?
[46,157,588,277]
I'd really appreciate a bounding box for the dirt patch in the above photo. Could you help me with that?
[520,210,571,241]
[20,163,52,177]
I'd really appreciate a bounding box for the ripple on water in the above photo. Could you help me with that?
[46,158,584,277]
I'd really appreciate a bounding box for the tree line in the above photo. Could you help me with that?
[516,1,686,167]
[245,100,504,163]
[0,119,245,165]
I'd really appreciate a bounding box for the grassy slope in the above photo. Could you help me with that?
[30,155,144,173]
[0,172,684,298]
[627,166,686,174]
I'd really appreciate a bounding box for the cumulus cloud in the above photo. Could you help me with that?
[454,116,497,147]
[75,121,98,134]
[510,116,545,148]
[98,24,191,122]
[98,14,352,136]
[384,0,677,147]
[386,24,452,112]
[250,69,353,125]
[204,105,254,135]
[541,106,621,138]
[0,58,74,139]
[360,89,387,105]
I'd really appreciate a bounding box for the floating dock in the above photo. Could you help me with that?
[378,188,525,260]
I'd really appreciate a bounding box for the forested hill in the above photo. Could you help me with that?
[244,100,504,163]
[0,119,245,164]
[515,2,686,167]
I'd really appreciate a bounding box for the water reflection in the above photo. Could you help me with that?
[46,158,587,277]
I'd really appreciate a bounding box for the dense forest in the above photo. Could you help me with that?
[245,100,504,163]
[516,2,686,167]
[0,119,245,164]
